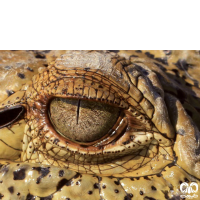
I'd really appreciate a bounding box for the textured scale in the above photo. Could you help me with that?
[0,50,200,200]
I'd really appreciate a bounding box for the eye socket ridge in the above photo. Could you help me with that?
[0,105,25,129]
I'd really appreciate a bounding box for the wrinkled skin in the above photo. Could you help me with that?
[0,50,200,200]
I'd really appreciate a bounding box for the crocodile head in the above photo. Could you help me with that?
[0,50,200,200]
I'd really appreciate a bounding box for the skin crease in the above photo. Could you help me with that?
[0,50,200,200]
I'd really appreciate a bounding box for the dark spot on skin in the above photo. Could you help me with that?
[26,194,35,200]
[123,140,130,145]
[17,193,20,196]
[53,138,60,145]
[144,197,156,200]
[88,191,93,195]
[151,186,157,190]
[0,194,4,199]
[130,177,134,181]
[13,168,26,180]
[6,90,15,96]
[98,177,102,181]
[144,176,151,180]
[32,167,50,184]
[65,173,80,186]
[0,181,2,183]
[114,189,119,193]
[8,186,14,194]
[35,53,46,59]
[140,191,144,195]
[94,183,99,189]
[59,170,64,177]
[0,165,9,174]
[145,52,154,59]
[129,193,133,198]
[65,179,74,186]
[184,178,189,183]
[114,180,120,185]
[177,129,185,136]
[124,195,132,200]
[40,195,53,200]
[102,185,106,189]
[57,179,68,191]
[27,67,34,72]
[162,191,169,199]
[17,73,25,79]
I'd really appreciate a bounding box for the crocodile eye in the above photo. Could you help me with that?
[0,106,25,129]
[49,98,120,142]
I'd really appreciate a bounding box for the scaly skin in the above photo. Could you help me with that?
[0,50,200,200]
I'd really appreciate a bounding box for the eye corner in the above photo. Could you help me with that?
[0,105,25,129]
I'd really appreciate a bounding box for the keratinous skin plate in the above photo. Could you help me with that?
[0,50,200,200]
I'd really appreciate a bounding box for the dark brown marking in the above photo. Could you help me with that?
[35,53,46,59]
[144,176,151,180]
[40,195,53,200]
[151,186,157,190]
[8,186,14,194]
[53,138,60,145]
[114,180,120,185]
[13,168,26,180]
[59,170,64,177]
[17,73,25,79]
[88,191,93,195]
[114,189,119,193]
[6,90,15,96]
[124,195,132,200]
[32,167,50,184]
[144,197,156,200]
[27,67,34,72]
[94,183,99,189]
[57,179,68,191]
[102,184,106,189]
[184,178,189,183]
[26,194,35,200]
[140,191,144,195]
[0,194,4,199]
